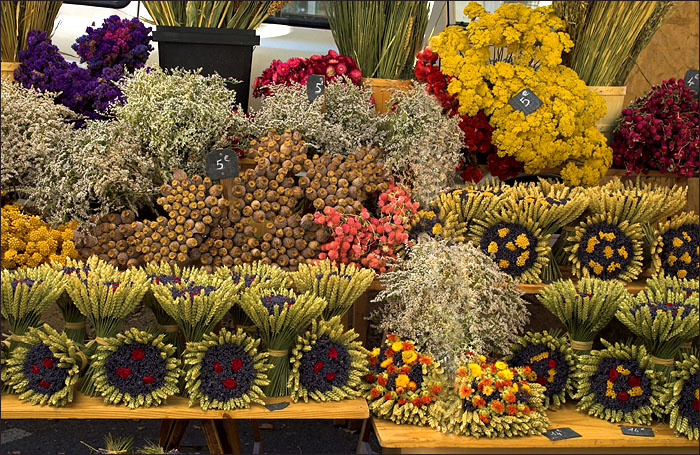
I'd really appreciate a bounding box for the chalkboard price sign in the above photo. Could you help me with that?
[621,425,655,437]
[684,69,699,97]
[509,88,543,115]
[544,427,582,441]
[205,149,239,180]
[307,74,325,103]
[265,401,290,411]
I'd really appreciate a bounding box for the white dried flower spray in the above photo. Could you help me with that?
[381,83,463,207]
[372,239,528,376]
[246,77,384,155]
[0,79,79,191]
[111,67,237,176]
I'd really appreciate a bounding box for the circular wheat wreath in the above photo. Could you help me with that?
[91,328,180,409]
[572,339,664,425]
[566,213,644,282]
[183,328,271,410]
[653,212,699,281]
[289,316,368,402]
[472,212,550,284]
[665,351,699,440]
[505,330,575,409]
[2,324,83,406]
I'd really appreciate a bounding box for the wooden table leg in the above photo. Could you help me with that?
[222,415,242,455]
[356,418,373,455]
[250,419,262,455]
[201,419,225,455]
[158,419,174,448]
[161,419,188,451]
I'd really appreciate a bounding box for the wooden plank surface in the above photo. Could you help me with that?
[371,403,697,454]
[0,393,368,420]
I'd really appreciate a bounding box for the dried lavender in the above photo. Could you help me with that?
[372,239,528,375]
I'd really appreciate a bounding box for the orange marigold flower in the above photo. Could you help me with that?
[430,385,443,395]
[489,363,498,373]
[377,375,388,386]
[370,388,381,398]
[400,365,411,374]
[522,366,532,374]
[387,334,398,342]
[490,400,505,413]
[398,399,408,405]
[383,393,393,401]
[395,386,405,395]
[384,348,395,358]
[402,341,414,351]
[472,396,486,407]
[522,406,530,415]
[369,357,378,366]
[386,365,398,374]
[365,373,376,383]
[407,381,417,391]
[505,393,517,403]
[507,405,518,415]
[479,415,490,424]
[421,395,432,405]
[456,367,468,377]
[412,397,423,407]
[420,355,433,365]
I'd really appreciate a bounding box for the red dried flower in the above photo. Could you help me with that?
[130,348,145,361]
[232,358,242,371]
[42,358,54,369]
[142,375,154,385]
[222,378,237,389]
[115,367,131,378]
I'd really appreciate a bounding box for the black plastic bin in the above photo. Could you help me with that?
[152,26,260,112]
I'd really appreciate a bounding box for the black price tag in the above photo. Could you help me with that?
[621,425,655,437]
[509,88,543,115]
[264,401,290,411]
[205,149,239,180]
[684,69,699,96]
[544,427,581,441]
[307,74,325,103]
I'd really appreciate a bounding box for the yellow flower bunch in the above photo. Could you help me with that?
[1,204,77,270]
[429,2,611,186]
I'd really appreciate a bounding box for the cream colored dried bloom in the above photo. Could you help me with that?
[382,83,463,207]
[1,79,78,190]
[372,239,528,375]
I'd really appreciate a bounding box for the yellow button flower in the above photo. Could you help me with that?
[395,374,410,388]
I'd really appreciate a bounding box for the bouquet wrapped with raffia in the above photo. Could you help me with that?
[65,264,149,395]
[616,278,699,370]
[504,330,575,409]
[664,351,699,440]
[289,316,368,402]
[537,278,628,355]
[431,354,549,438]
[290,260,374,320]
[215,261,289,331]
[151,273,241,345]
[183,328,271,410]
[573,339,664,424]
[141,262,211,351]
[652,211,699,281]
[50,256,120,345]
[363,334,445,426]
[2,324,84,406]
[90,328,180,408]
[1,266,64,339]
[239,287,326,396]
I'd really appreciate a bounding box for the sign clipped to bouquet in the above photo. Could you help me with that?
[509,88,542,115]
[307,74,325,103]
[205,149,239,180]
[684,69,699,96]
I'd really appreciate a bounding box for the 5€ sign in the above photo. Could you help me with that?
[205,149,239,180]
[509,88,543,115]
[307,74,325,103]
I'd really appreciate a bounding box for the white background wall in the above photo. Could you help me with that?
[52,1,447,111]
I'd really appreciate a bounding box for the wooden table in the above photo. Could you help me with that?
[361,403,698,454]
[1,392,369,454]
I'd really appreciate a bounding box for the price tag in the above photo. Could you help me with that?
[307,74,325,103]
[509,88,543,115]
[684,69,699,96]
[544,427,581,441]
[205,149,239,180]
[621,425,655,437]
[264,401,290,411]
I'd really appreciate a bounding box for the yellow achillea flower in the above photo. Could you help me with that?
[498,227,510,238]
[392,341,403,352]
[488,241,499,253]
[468,363,483,377]
[515,234,530,249]
[499,259,510,269]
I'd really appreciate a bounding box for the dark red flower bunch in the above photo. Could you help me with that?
[414,47,523,182]
[611,78,699,177]
[253,50,362,98]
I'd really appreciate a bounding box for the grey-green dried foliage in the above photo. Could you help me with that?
[111,67,238,176]
[381,83,463,207]
[372,238,528,376]
[245,78,385,155]
[91,328,180,409]
[0,78,78,191]
[183,328,271,410]
[3,324,83,407]
[28,119,162,224]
